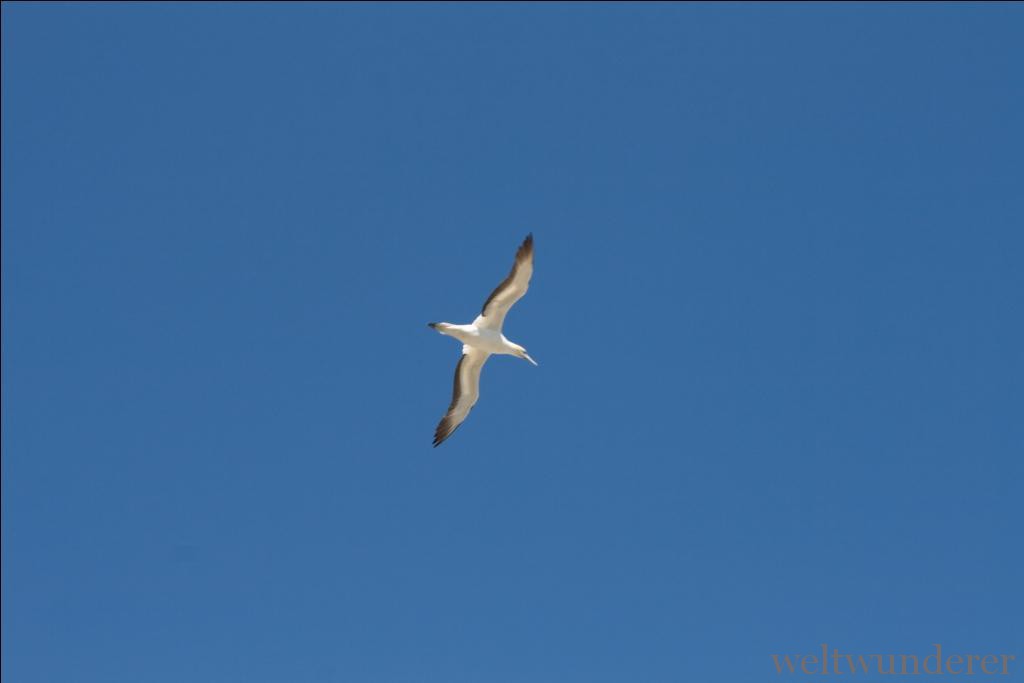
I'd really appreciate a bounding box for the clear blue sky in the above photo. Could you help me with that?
[3,4,1022,682]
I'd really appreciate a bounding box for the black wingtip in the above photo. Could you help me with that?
[427,322,437,329]
[519,233,534,258]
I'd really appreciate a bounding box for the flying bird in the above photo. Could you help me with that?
[428,234,537,447]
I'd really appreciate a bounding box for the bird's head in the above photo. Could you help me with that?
[513,345,538,366]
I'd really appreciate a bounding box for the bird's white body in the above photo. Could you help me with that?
[428,234,537,446]
[431,322,536,361]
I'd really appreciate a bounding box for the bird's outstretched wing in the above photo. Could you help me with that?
[473,234,533,331]
[433,346,490,447]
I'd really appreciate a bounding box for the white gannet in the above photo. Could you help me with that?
[428,234,537,447]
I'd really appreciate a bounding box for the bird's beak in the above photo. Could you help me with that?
[523,353,538,366]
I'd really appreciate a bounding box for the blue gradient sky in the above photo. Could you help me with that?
[3,4,1022,682]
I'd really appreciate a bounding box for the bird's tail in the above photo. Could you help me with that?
[427,322,452,334]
